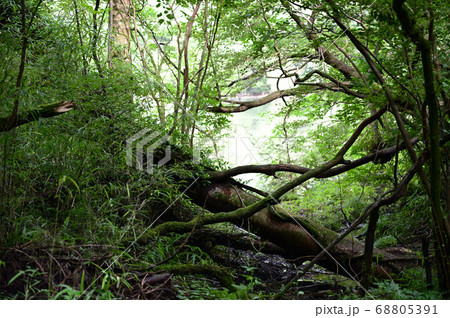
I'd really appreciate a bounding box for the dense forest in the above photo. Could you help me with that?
[0,0,449,300]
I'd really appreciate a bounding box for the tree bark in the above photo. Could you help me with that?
[393,0,450,294]
[187,181,416,280]
[0,101,75,132]
[109,0,132,64]
[137,108,419,281]
[138,138,419,282]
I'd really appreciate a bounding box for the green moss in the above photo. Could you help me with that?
[155,263,236,291]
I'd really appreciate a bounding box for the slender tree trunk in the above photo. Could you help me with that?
[73,0,88,75]
[360,208,380,293]
[109,0,132,64]
[421,236,433,290]
[92,0,104,76]
[393,0,450,294]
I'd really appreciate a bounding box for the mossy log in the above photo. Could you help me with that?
[185,182,417,280]
[141,145,419,281]
[154,264,236,291]
[0,100,75,132]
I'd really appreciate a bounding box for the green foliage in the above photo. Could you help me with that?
[173,260,267,300]
[366,278,442,300]
[144,234,214,266]
[1,0,447,300]
[5,268,45,300]
[341,266,442,300]
[0,11,201,294]
[374,235,397,249]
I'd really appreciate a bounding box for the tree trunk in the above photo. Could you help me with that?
[188,181,415,280]
[109,0,132,64]
[393,0,450,294]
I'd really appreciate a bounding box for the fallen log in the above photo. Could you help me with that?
[188,182,417,280]
[0,100,75,132]
[135,135,420,282]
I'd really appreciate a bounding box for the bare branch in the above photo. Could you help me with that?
[208,70,364,113]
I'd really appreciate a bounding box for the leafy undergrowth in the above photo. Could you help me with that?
[0,236,441,300]
[0,72,441,300]
[0,243,347,299]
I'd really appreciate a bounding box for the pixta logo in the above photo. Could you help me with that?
[126,129,171,174]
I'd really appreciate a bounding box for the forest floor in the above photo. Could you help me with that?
[1,241,362,300]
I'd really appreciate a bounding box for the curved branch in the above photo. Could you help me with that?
[296,82,366,99]
[296,70,366,98]
[226,53,317,88]
[209,68,366,114]
[207,87,305,113]
[276,150,427,298]
[208,136,419,180]
[146,107,386,236]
